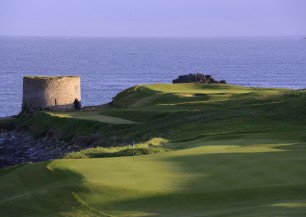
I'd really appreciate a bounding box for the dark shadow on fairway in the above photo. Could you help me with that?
[101,144,306,216]
[105,184,306,217]
[0,162,97,217]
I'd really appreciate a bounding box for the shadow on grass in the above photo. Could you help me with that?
[105,184,306,217]
[95,143,306,216]
[0,162,97,217]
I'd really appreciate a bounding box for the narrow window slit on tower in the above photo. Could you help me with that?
[55,99,57,106]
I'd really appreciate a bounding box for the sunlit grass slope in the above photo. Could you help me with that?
[1,84,306,216]
[48,111,138,125]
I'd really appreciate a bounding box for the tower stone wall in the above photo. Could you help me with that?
[22,76,81,112]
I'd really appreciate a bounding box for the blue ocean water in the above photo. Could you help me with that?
[0,36,306,117]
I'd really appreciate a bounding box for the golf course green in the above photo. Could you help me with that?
[1,83,306,216]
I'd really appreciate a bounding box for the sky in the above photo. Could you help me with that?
[0,0,305,37]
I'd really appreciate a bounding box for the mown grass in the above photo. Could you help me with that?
[1,134,306,216]
[48,111,138,125]
[1,83,306,216]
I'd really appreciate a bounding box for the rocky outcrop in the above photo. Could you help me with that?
[173,73,227,84]
[0,130,96,168]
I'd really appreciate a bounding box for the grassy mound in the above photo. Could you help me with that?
[1,83,306,216]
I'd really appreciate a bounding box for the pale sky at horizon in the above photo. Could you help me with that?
[0,0,305,37]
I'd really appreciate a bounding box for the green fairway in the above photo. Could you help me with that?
[48,111,138,124]
[1,84,306,216]
[1,134,306,216]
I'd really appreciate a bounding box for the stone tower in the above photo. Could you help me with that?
[22,76,81,113]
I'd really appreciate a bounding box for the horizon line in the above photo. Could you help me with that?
[0,34,305,38]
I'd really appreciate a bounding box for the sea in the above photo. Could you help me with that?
[0,36,306,117]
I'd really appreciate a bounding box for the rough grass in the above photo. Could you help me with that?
[64,138,169,159]
[1,83,306,216]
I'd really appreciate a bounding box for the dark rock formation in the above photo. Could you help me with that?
[0,130,95,168]
[172,73,227,84]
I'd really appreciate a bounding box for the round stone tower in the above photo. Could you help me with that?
[22,76,81,113]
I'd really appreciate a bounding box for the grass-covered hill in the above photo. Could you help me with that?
[1,83,306,216]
